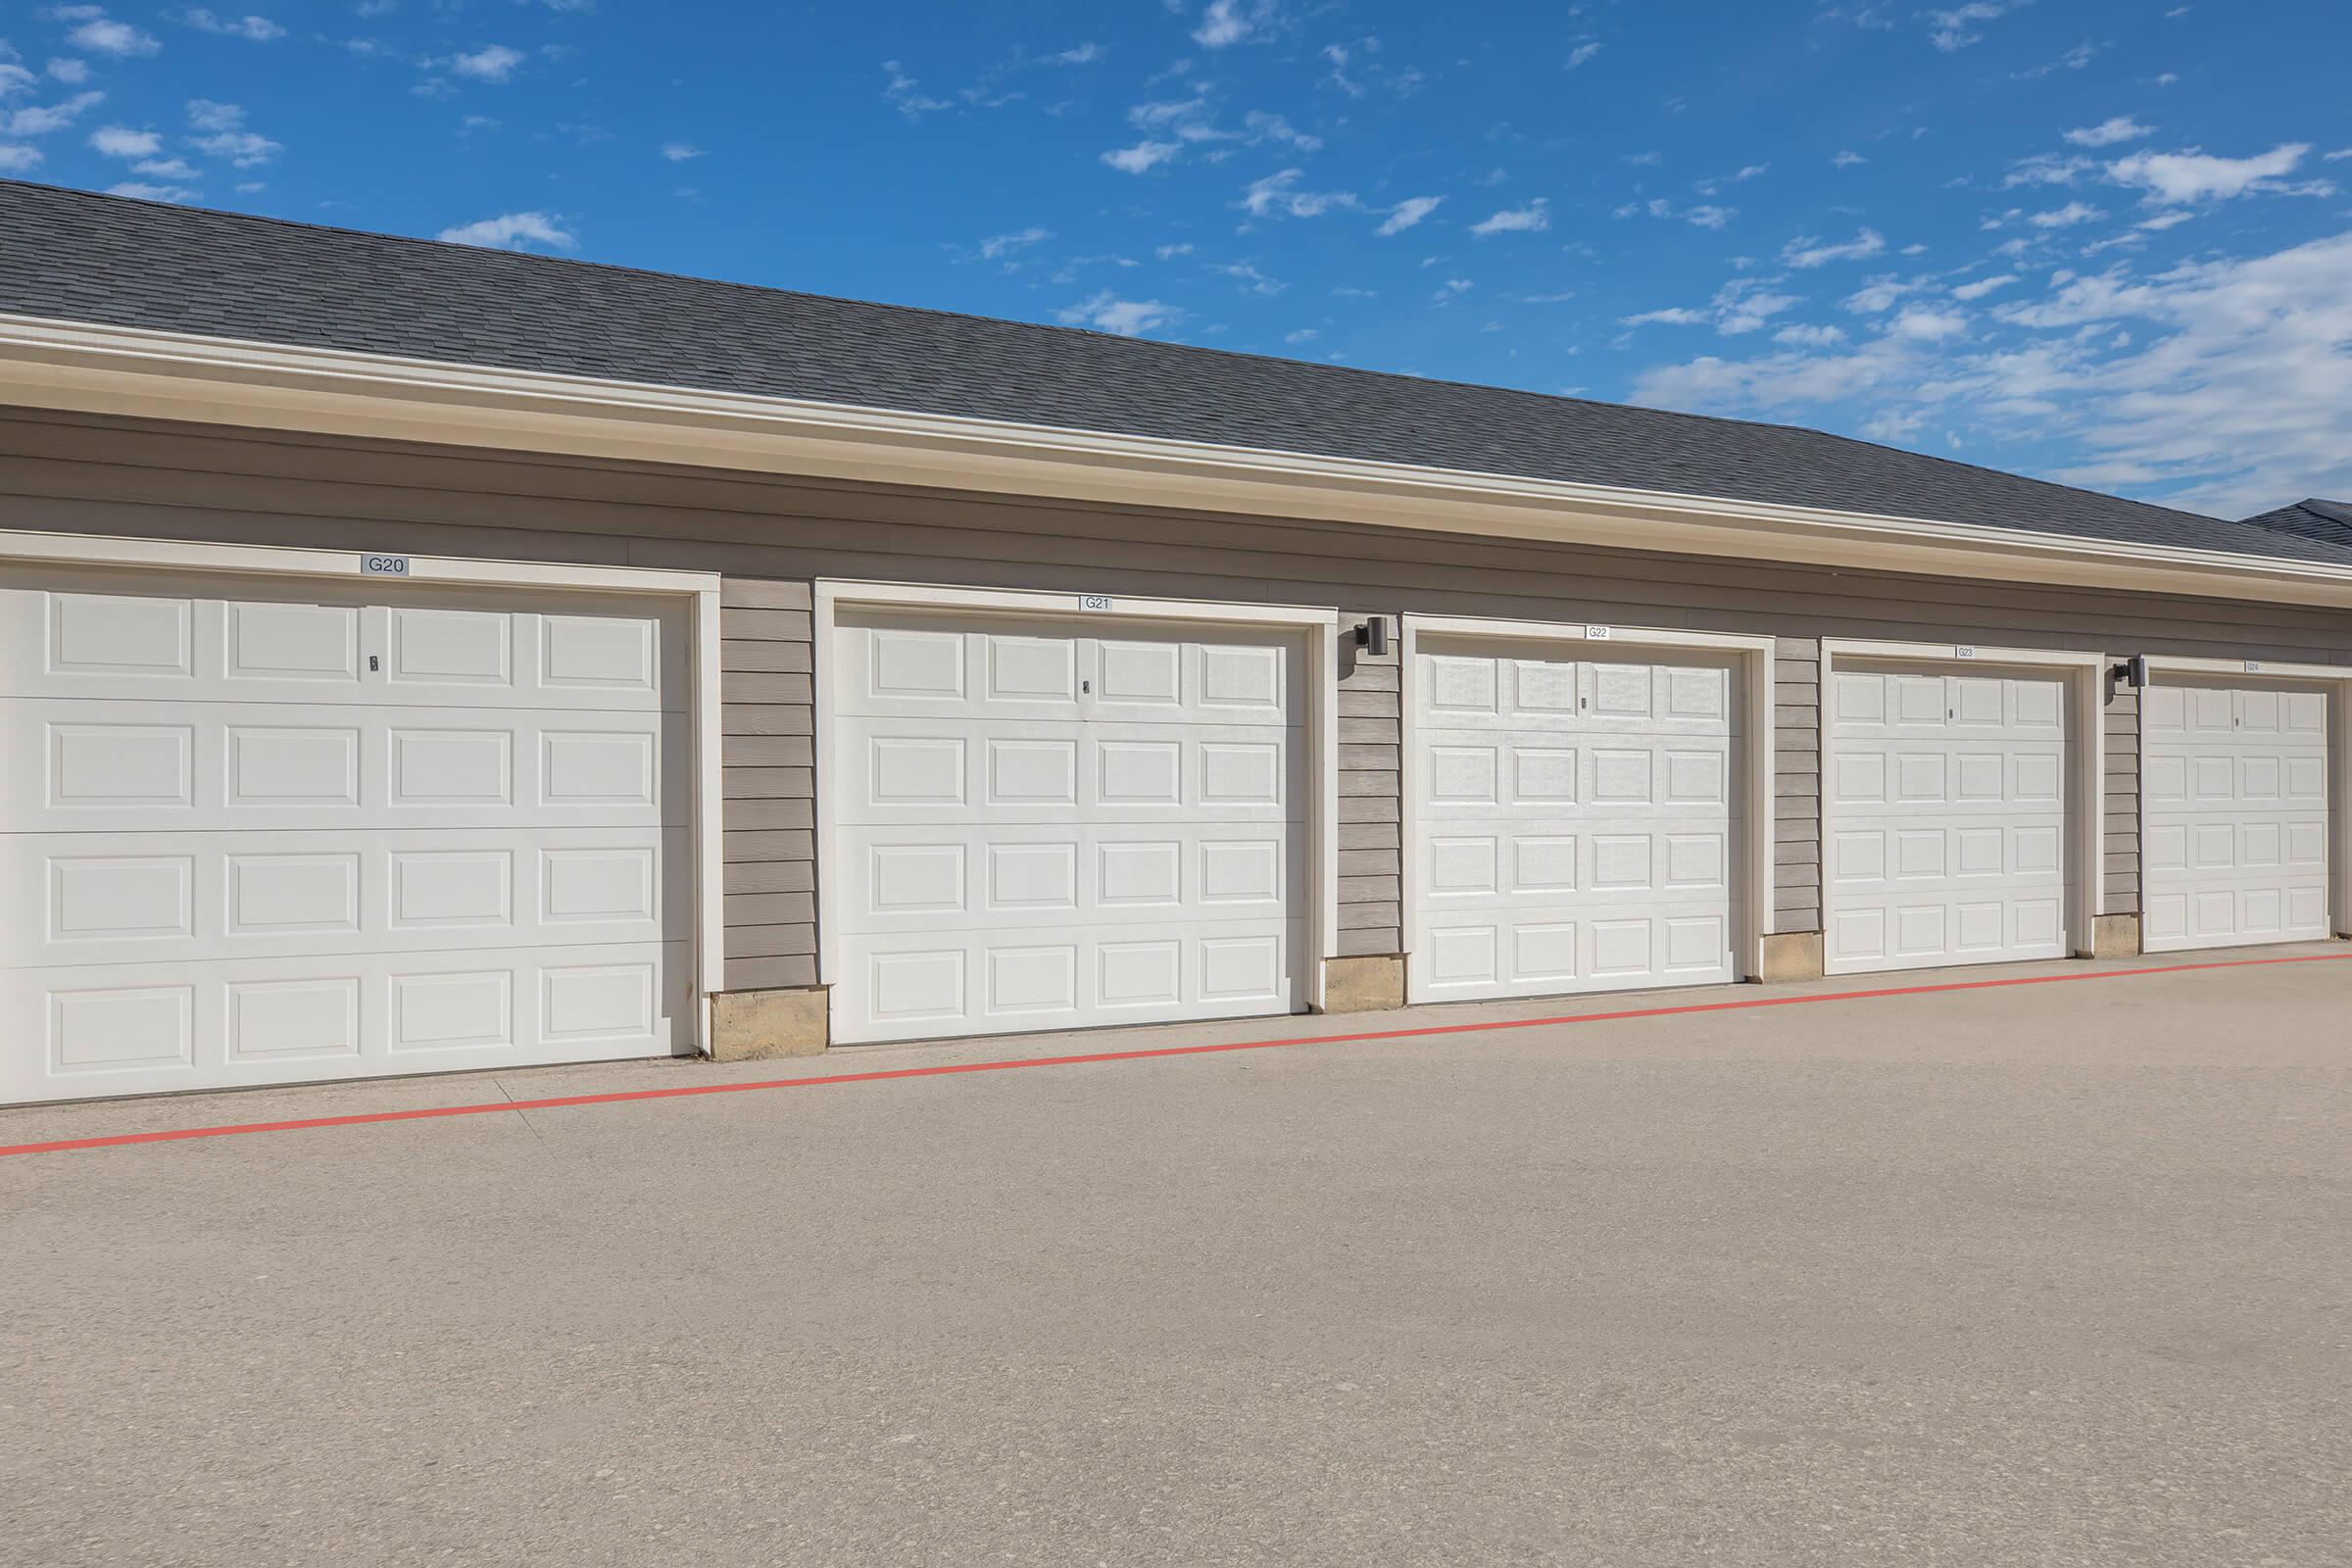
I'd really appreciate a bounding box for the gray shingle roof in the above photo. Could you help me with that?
[5,178,2347,570]
[2241,499,2352,553]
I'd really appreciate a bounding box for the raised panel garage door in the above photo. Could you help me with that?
[0,566,692,1105]
[1826,664,2071,974]
[1408,640,1741,1004]
[2141,681,2331,952]
[829,610,1306,1044]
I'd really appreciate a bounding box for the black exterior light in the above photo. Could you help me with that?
[1355,616,1391,657]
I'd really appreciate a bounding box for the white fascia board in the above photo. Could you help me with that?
[9,312,2352,612]
[2139,654,2352,684]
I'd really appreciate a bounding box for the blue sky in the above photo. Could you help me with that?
[4,1,2349,518]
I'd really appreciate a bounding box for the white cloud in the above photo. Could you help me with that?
[1922,0,2019,52]
[449,43,523,82]
[1843,273,1926,313]
[1214,261,1285,296]
[1376,195,1441,236]
[660,141,702,161]
[1565,41,1601,70]
[437,211,575,251]
[1832,149,1867,168]
[1154,242,1194,259]
[977,225,1050,260]
[2105,142,2317,204]
[1781,227,1886,268]
[2003,153,2091,188]
[1045,42,1102,66]
[2063,116,2150,148]
[4,89,103,137]
[2326,148,2352,162]
[1469,199,1548,236]
[1630,229,2352,518]
[46,58,90,83]
[87,122,159,157]
[1684,204,1735,229]
[185,98,278,164]
[107,179,197,202]
[1432,276,1473,302]
[1057,291,1183,337]
[1773,323,1847,347]
[182,10,284,41]
[1102,139,1179,173]
[1623,277,1799,336]
[2029,201,2105,228]
[1888,306,1969,341]
[1949,273,2018,300]
[1240,109,1318,152]
[1284,328,1317,344]
[1192,0,1276,48]
[881,60,951,118]
[65,15,160,57]
[1731,163,1769,180]
[132,154,196,177]
[1241,167,1357,219]
[0,62,33,97]
[0,144,40,172]
[1625,308,1708,327]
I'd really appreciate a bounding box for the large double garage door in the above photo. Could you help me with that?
[0,564,692,1104]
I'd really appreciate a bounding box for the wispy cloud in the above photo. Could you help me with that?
[449,43,524,82]
[1102,139,1179,173]
[1376,195,1442,236]
[180,10,284,41]
[87,123,159,157]
[1242,168,1357,219]
[58,11,161,58]
[2064,116,2151,148]
[882,60,952,118]
[437,211,576,251]
[2105,142,2321,204]
[660,141,703,162]
[977,225,1051,260]
[1565,41,1602,70]
[1468,199,1548,236]
[1780,227,1886,268]
[185,98,279,164]
[1057,290,1183,336]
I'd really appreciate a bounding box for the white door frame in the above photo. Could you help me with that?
[0,527,727,1054]
[1819,638,2107,961]
[1398,613,1779,982]
[2138,654,2352,941]
[812,580,1344,1014]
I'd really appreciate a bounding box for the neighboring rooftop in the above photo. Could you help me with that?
[2241,498,2352,552]
[2,179,2345,569]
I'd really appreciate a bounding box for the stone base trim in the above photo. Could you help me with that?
[710,986,829,1061]
[2091,914,2142,959]
[1760,930,1826,983]
[1319,955,1405,1013]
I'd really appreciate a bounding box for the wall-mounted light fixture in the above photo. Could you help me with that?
[1354,616,1391,658]
[2111,654,2149,688]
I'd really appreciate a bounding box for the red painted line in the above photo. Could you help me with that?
[3,949,2347,1160]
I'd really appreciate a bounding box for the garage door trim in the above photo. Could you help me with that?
[1398,614,1778,983]
[0,526,726,1054]
[812,580,1343,1014]
[2141,654,2352,942]
[1820,638,2106,966]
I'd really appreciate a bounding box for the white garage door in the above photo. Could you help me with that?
[1408,639,1741,1004]
[2142,680,2331,952]
[828,610,1306,1044]
[0,566,692,1105]
[1826,662,2072,974]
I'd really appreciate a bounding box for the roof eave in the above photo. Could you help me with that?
[4,310,2352,613]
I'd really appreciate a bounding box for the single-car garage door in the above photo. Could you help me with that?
[1826,662,2073,974]
[828,609,1306,1043]
[2142,679,2331,952]
[0,566,692,1105]
[1408,637,1742,1004]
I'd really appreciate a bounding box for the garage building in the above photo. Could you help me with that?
[1,181,2346,1103]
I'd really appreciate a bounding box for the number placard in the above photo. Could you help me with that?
[1585,624,1613,641]
[1955,645,1977,660]
[1079,594,1113,612]
[361,554,410,577]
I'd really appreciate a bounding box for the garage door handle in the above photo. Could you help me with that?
[368,656,380,672]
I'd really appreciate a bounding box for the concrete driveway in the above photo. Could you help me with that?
[4,947,2349,1567]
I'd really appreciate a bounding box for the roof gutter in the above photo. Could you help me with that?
[4,311,2352,612]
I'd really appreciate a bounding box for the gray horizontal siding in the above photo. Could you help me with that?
[6,410,2349,997]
